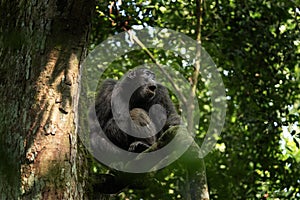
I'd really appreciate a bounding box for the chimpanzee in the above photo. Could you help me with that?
[95,68,181,153]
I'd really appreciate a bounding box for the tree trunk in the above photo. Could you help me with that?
[0,0,94,199]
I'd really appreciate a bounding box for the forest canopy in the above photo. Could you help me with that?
[89,0,300,199]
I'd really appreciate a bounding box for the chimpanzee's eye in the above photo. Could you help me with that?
[145,70,155,79]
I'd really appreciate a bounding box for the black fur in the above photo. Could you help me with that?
[95,68,181,152]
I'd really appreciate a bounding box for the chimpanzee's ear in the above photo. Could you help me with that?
[127,70,136,79]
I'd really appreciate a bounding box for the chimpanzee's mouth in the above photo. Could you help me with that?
[148,85,157,93]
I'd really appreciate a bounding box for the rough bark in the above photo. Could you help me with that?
[0,0,93,199]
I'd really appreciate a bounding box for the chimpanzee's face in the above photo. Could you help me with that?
[126,68,157,102]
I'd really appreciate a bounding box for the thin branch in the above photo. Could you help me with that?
[187,0,203,132]
[126,29,187,105]
[187,1,210,200]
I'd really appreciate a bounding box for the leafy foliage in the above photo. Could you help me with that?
[90,0,300,199]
